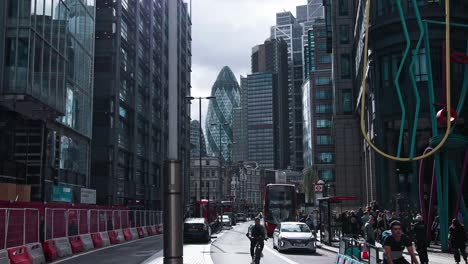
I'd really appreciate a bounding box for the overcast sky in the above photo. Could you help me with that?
[189,0,305,124]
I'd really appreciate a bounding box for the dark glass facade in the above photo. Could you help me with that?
[246,73,276,169]
[91,0,191,210]
[0,0,95,201]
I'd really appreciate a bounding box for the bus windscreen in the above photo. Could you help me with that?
[265,186,295,225]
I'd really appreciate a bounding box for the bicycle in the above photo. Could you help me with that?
[253,236,266,264]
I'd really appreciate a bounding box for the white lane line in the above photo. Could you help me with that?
[52,235,162,264]
[263,244,299,264]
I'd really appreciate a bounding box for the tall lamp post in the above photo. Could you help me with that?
[186,96,215,216]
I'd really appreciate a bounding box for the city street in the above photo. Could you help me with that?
[211,221,336,264]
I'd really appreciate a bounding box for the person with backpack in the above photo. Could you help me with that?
[449,218,467,264]
[383,221,419,264]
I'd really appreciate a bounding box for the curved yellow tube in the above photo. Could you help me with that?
[359,0,452,161]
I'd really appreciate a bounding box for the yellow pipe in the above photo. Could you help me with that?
[359,0,452,162]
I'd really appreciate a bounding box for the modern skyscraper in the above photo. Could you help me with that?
[302,20,334,187]
[251,39,289,169]
[322,0,361,204]
[0,0,96,201]
[205,66,240,163]
[271,12,305,171]
[246,73,276,169]
[91,0,191,210]
[190,120,207,158]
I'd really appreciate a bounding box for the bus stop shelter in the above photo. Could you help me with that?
[318,196,358,246]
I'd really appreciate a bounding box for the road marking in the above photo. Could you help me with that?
[51,235,162,264]
[263,244,299,264]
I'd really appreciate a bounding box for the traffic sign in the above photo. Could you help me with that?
[314,185,323,192]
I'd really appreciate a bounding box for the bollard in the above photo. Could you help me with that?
[163,160,183,264]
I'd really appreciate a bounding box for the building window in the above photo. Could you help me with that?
[317,42,327,51]
[339,25,349,44]
[317,135,333,145]
[340,54,351,79]
[315,76,331,85]
[414,48,428,82]
[342,89,352,114]
[317,152,334,163]
[317,29,327,38]
[339,0,349,15]
[319,55,331,64]
[316,104,333,114]
[316,119,331,128]
[318,169,335,181]
[316,90,332,99]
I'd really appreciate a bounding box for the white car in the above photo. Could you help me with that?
[222,215,232,226]
[273,222,316,253]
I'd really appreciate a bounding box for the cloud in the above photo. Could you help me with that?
[190,0,305,125]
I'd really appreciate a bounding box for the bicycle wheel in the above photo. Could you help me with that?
[254,247,261,264]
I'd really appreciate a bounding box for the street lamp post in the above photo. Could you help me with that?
[186,96,215,217]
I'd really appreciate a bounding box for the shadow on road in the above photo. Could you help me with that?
[279,250,323,256]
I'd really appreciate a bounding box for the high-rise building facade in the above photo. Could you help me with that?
[353,0,468,208]
[205,66,240,163]
[302,20,335,185]
[323,0,361,204]
[0,0,96,201]
[271,12,304,171]
[190,120,206,158]
[246,72,276,169]
[91,0,191,210]
[250,39,289,169]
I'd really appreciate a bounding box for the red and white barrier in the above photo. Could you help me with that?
[79,234,94,251]
[0,205,162,263]
[41,240,58,262]
[7,246,30,264]
[0,249,9,264]
[54,237,72,258]
[26,243,45,264]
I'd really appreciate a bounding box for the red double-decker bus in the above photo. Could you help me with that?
[220,200,233,213]
[194,200,219,224]
[263,184,297,236]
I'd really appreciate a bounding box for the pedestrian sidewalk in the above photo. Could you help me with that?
[142,243,214,264]
[316,240,454,264]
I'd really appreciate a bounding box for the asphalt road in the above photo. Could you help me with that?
[54,235,163,264]
[211,221,337,264]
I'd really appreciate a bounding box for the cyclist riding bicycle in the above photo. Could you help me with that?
[246,217,267,263]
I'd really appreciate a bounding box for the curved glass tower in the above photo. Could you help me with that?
[205,66,240,162]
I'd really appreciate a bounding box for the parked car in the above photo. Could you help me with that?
[272,222,316,253]
[236,213,247,222]
[183,218,211,243]
[222,215,232,227]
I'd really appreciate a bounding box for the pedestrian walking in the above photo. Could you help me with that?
[412,215,429,264]
[449,218,467,264]
[365,216,376,246]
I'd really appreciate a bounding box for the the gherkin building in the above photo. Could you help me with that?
[205,66,240,162]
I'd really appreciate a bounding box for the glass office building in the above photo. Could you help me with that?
[246,73,276,169]
[205,66,240,163]
[0,0,95,201]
